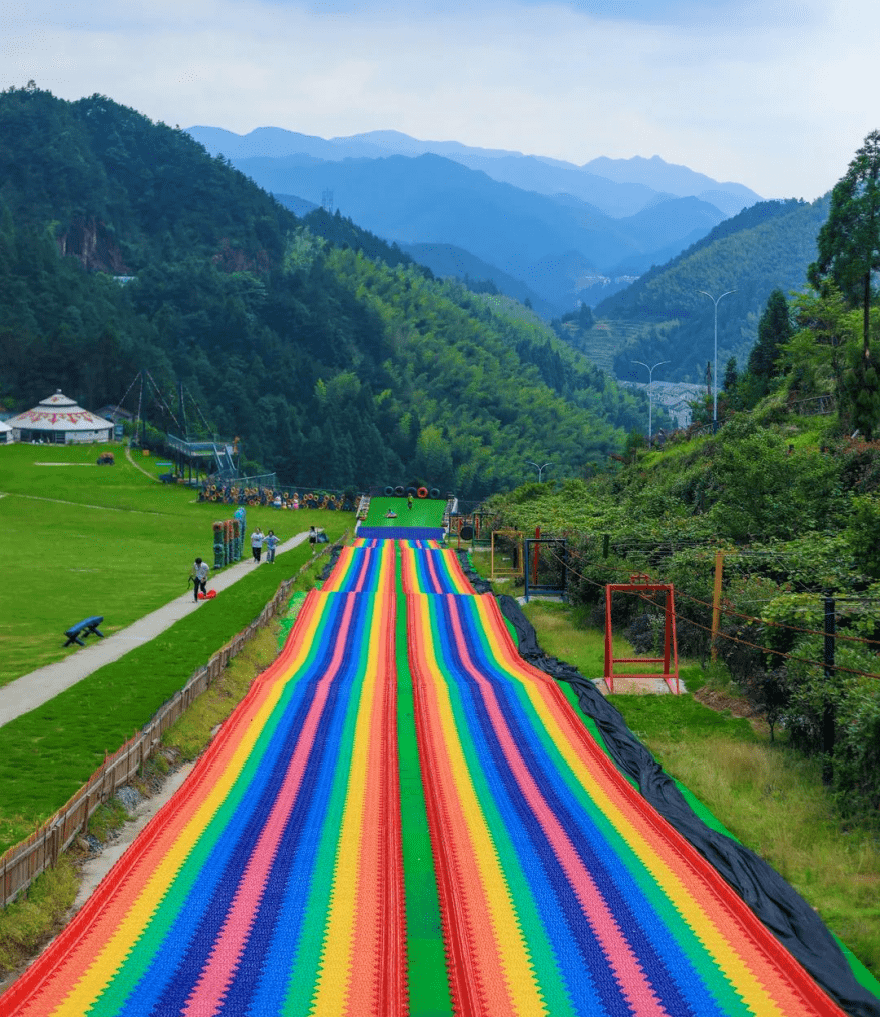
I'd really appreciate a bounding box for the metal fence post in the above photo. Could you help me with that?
[823,595,836,784]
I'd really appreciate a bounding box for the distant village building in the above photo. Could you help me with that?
[6,390,114,444]
[0,419,13,444]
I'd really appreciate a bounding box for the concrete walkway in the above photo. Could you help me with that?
[0,532,312,728]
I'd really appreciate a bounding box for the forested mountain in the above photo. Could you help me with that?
[215,151,730,316]
[0,86,650,498]
[396,242,552,316]
[188,125,763,219]
[186,126,763,316]
[590,197,830,384]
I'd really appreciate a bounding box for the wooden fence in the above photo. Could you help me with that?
[0,537,343,908]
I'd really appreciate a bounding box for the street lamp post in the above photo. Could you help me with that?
[699,288,736,430]
[526,460,553,482]
[632,360,670,444]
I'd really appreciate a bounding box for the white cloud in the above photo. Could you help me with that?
[3,0,879,199]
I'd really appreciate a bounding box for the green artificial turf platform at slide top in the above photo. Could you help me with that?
[365,496,446,528]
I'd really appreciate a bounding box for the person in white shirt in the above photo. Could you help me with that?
[265,530,280,563]
[191,557,209,602]
[251,527,265,563]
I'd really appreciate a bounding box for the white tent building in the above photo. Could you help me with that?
[7,390,114,444]
[0,419,12,444]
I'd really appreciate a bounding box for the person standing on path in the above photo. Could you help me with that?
[308,525,317,549]
[265,530,280,563]
[190,557,209,602]
[251,526,265,563]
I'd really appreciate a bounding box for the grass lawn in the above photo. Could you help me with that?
[0,530,348,854]
[0,442,347,684]
[0,441,353,850]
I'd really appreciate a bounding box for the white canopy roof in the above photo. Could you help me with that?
[6,391,114,432]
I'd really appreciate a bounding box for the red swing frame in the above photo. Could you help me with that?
[604,573,680,694]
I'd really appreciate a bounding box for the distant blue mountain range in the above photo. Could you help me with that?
[188,125,763,316]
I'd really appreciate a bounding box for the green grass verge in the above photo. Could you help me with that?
[162,625,283,760]
[0,854,79,976]
[0,441,344,683]
[0,517,351,854]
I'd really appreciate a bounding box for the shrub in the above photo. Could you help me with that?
[704,420,842,540]
[846,494,880,578]
[781,635,880,814]
[833,674,880,817]
[761,592,824,655]
[735,666,791,742]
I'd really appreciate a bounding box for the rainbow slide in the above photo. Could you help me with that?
[1,541,861,1015]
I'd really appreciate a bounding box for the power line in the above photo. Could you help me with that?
[543,543,880,675]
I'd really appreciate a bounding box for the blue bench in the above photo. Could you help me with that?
[63,616,105,647]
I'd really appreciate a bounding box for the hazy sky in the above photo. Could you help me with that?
[3,0,876,199]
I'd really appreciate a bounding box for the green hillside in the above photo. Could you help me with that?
[589,198,829,383]
[0,85,649,498]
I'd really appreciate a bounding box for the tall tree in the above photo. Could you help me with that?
[808,129,880,357]
[809,131,880,439]
[723,356,739,393]
[749,288,792,382]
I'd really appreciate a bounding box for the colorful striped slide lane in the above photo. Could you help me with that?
[342,538,464,591]
[3,578,406,1016]
[400,541,474,594]
[407,588,849,1017]
[322,537,396,595]
[354,536,443,549]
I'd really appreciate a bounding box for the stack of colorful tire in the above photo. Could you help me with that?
[212,521,224,570]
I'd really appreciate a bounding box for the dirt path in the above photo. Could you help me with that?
[124,444,162,481]
[72,761,196,912]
